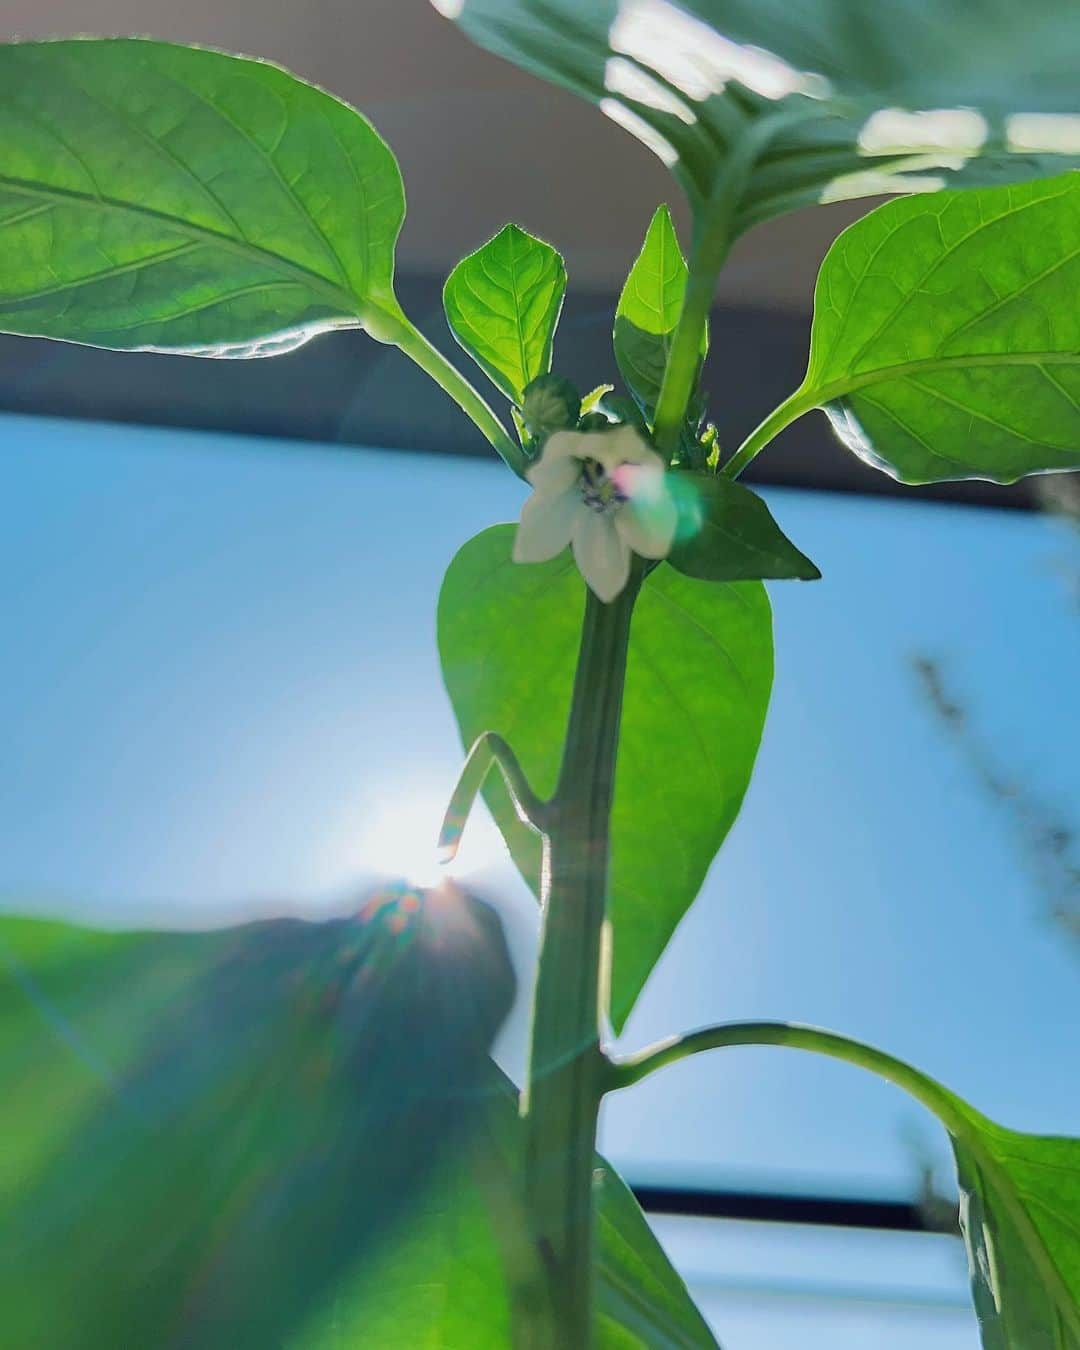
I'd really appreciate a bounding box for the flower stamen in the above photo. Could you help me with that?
[579,457,628,514]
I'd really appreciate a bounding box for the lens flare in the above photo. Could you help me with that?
[356,786,506,889]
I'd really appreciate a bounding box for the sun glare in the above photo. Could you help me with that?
[355,786,507,889]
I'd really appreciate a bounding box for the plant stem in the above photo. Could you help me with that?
[721,385,816,480]
[651,183,741,461]
[385,310,526,477]
[438,731,547,863]
[605,1020,970,1140]
[522,568,642,1348]
[513,108,815,1345]
[651,112,804,462]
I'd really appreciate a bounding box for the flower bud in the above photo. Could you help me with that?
[522,373,581,438]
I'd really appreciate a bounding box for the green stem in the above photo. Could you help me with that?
[652,112,809,461]
[523,567,642,1349]
[385,310,526,477]
[721,385,816,480]
[605,1020,970,1141]
[651,181,741,460]
[438,731,547,862]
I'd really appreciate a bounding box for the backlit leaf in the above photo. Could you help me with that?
[438,524,772,1028]
[435,0,1080,229]
[614,204,702,413]
[0,890,513,1347]
[0,39,406,355]
[793,174,1080,483]
[669,473,819,581]
[443,222,567,403]
[954,1118,1080,1350]
[1,910,715,1347]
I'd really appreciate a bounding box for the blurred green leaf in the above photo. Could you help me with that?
[1,909,715,1347]
[298,1072,718,1348]
[614,205,702,414]
[0,39,405,355]
[798,174,1080,483]
[438,0,1080,229]
[669,473,819,581]
[438,524,772,1029]
[0,889,514,1348]
[443,223,566,403]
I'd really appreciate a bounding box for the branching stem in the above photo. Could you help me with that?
[721,385,816,479]
[386,310,526,477]
[438,731,548,862]
[605,1020,969,1141]
[652,111,811,462]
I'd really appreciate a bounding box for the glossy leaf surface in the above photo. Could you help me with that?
[796,174,1080,483]
[614,204,700,413]
[438,524,772,1028]
[436,0,1080,228]
[0,911,714,1347]
[443,222,567,404]
[0,39,405,355]
[669,473,819,581]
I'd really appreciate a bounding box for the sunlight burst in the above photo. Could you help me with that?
[356,785,507,889]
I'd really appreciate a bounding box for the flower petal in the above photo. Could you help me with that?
[513,487,581,563]
[595,423,665,472]
[526,430,584,495]
[573,511,631,602]
[615,486,678,560]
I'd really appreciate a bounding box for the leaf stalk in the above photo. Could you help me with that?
[387,311,526,477]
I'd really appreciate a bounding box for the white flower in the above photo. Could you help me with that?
[512,424,678,602]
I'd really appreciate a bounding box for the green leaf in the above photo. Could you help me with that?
[792,174,1080,483]
[954,1122,1080,1350]
[0,892,514,1347]
[614,205,702,413]
[1,913,716,1348]
[594,1162,719,1347]
[437,0,1080,228]
[299,1078,719,1348]
[443,223,567,404]
[829,1030,1080,1348]
[617,1020,1079,1350]
[0,38,406,354]
[438,524,772,1029]
[669,473,820,581]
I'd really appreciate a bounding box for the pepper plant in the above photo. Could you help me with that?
[1,3,1079,1347]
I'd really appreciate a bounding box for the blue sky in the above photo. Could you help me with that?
[3,410,1077,1344]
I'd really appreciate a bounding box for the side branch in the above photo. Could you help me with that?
[439,731,548,862]
[603,1020,968,1140]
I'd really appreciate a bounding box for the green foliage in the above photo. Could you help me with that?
[5,19,1079,1348]
[0,39,407,354]
[860,1038,1080,1350]
[800,174,1080,483]
[0,895,512,1346]
[669,473,820,581]
[438,525,772,1029]
[593,1164,718,1347]
[0,914,714,1349]
[438,0,1080,229]
[955,1119,1080,1350]
[443,223,567,404]
[614,205,702,414]
[522,372,581,438]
